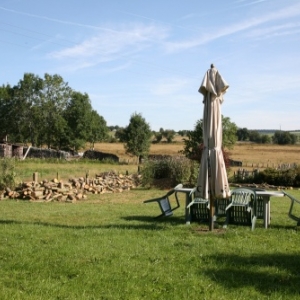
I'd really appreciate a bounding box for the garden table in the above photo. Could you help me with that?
[175,187,284,228]
[255,190,284,229]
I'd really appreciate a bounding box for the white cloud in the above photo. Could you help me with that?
[48,23,169,71]
[164,2,300,52]
[247,22,300,39]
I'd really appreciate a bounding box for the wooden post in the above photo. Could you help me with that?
[23,146,31,160]
[33,172,38,183]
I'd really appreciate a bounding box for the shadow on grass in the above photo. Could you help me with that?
[202,253,300,296]
[266,224,299,230]
[122,215,185,225]
[0,216,184,230]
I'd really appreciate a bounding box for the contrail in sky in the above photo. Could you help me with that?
[0,6,117,32]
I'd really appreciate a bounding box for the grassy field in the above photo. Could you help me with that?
[0,189,300,299]
[92,141,300,165]
[1,143,300,299]
[92,141,300,178]
[14,159,139,183]
[11,141,300,183]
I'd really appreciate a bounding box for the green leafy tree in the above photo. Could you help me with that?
[153,131,163,143]
[236,127,249,141]
[87,110,109,149]
[0,84,14,140]
[63,91,94,151]
[181,119,203,160]
[10,73,44,145]
[40,73,72,148]
[261,134,272,144]
[248,130,272,144]
[222,116,238,148]
[178,130,188,137]
[163,129,176,143]
[248,130,261,143]
[123,113,152,162]
[181,116,237,162]
[115,127,126,142]
[273,131,297,145]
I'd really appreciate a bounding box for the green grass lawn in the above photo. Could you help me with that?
[0,188,300,299]
[13,158,139,183]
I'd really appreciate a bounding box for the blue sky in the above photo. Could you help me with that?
[0,0,299,131]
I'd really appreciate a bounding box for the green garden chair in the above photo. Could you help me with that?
[224,188,257,230]
[282,191,300,226]
[143,183,182,218]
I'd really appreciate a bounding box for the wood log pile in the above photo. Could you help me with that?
[0,171,142,202]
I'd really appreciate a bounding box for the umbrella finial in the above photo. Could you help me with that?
[211,63,215,68]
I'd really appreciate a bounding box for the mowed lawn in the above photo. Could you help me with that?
[1,143,300,299]
[0,188,300,299]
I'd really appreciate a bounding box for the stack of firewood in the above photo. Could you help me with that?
[0,171,142,202]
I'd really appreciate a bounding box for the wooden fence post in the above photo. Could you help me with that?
[33,172,38,184]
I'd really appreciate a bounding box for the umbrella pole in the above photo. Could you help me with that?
[209,195,215,231]
[207,142,214,231]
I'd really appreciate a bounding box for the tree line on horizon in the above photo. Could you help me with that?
[0,73,297,159]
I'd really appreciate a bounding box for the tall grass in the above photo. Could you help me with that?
[12,158,139,182]
[0,189,300,299]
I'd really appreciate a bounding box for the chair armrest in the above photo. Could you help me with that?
[282,191,300,223]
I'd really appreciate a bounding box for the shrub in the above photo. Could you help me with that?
[140,157,199,188]
[232,166,300,187]
[0,158,19,190]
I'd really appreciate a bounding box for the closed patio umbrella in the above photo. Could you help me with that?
[196,64,231,230]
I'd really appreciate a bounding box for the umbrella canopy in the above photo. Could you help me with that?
[196,65,231,200]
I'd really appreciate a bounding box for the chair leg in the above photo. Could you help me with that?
[251,216,257,231]
[223,209,230,228]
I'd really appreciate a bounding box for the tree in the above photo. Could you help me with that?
[261,134,272,144]
[153,131,163,143]
[0,72,109,151]
[222,116,238,149]
[0,84,14,140]
[248,130,261,143]
[236,127,249,141]
[181,119,203,160]
[163,129,176,143]
[10,73,44,145]
[115,127,126,142]
[273,131,297,145]
[181,116,237,162]
[63,91,94,151]
[87,110,108,149]
[40,73,72,148]
[123,113,152,162]
[178,130,188,137]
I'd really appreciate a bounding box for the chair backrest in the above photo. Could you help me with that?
[143,183,183,218]
[158,198,173,216]
[230,188,256,206]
